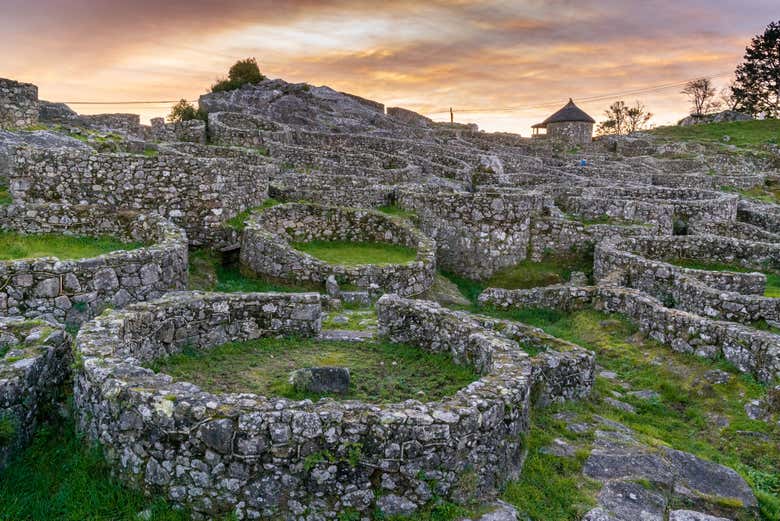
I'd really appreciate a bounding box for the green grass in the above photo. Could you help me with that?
[649,120,780,150]
[291,240,417,266]
[225,198,282,231]
[376,205,417,220]
[667,258,780,298]
[728,180,780,205]
[482,307,780,520]
[149,337,478,403]
[483,254,593,291]
[0,411,205,521]
[439,271,485,308]
[322,309,377,331]
[0,181,12,205]
[502,411,599,520]
[0,231,142,260]
[188,248,304,293]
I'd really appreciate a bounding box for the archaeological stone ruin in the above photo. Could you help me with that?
[0,74,778,520]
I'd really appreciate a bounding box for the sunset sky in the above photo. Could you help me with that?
[2,0,777,134]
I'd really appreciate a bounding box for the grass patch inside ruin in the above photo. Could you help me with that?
[225,198,282,231]
[0,231,142,261]
[291,240,417,266]
[188,248,304,293]
[376,204,417,220]
[0,181,12,205]
[482,307,780,520]
[483,254,593,291]
[667,258,780,297]
[149,337,478,403]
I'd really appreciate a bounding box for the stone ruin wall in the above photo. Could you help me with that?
[738,199,780,234]
[9,146,272,247]
[239,203,436,296]
[73,292,540,519]
[689,217,780,243]
[580,185,739,223]
[0,317,71,470]
[559,195,675,232]
[0,203,188,324]
[479,284,780,383]
[268,174,394,209]
[395,188,548,280]
[0,78,38,129]
[545,121,593,145]
[147,118,207,144]
[594,236,780,325]
[528,217,660,262]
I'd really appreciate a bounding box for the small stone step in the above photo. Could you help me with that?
[319,329,374,342]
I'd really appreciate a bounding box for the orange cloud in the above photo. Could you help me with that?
[1,0,775,134]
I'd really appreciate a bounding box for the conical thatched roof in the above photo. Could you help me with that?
[539,99,595,126]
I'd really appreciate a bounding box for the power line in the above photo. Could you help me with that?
[63,99,198,105]
[427,70,733,115]
[59,68,733,114]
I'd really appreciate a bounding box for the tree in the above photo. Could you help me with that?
[681,78,721,115]
[167,99,205,123]
[211,57,266,93]
[720,82,739,111]
[732,20,780,117]
[596,100,653,136]
[625,101,653,133]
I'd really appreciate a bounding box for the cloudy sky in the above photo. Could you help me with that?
[1,0,776,134]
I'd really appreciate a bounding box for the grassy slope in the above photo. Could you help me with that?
[485,308,780,521]
[0,231,141,260]
[292,240,417,266]
[649,120,780,150]
[149,337,478,403]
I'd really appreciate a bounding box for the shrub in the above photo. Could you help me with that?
[211,57,265,93]
[167,99,205,123]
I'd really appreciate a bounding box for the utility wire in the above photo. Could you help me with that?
[63,99,198,105]
[426,70,734,114]
[59,69,733,114]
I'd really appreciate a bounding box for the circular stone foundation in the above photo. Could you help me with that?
[239,203,436,297]
[0,203,188,323]
[74,292,532,519]
[0,316,71,470]
[595,235,780,324]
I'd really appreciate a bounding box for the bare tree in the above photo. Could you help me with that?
[681,78,721,115]
[720,82,740,111]
[625,101,653,133]
[596,100,653,136]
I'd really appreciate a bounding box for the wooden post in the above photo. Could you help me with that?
[450,107,454,124]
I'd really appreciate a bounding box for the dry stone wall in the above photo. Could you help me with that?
[0,79,38,129]
[73,292,535,519]
[0,317,71,469]
[396,188,547,280]
[147,118,207,144]
[0,204,187,324]
[580,186,738,224]
[479,284,780,383]
[528,217,659,261]
[9,146,272,246]
[269,174,393,209]
[594,236,780,323]
[240,203,436,296]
